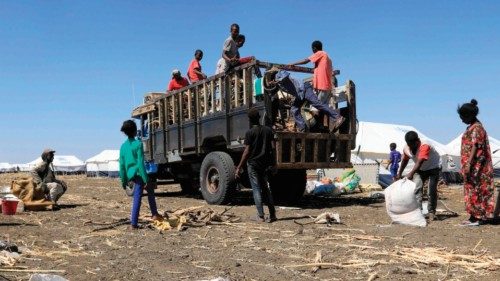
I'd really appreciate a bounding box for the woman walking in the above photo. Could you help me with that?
[458,99,495,226]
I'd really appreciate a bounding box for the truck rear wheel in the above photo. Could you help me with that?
[269,169,306,205]
[200,151,236,204]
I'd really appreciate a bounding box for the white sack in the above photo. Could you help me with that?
[385,178,426,227]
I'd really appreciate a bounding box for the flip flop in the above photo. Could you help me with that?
[459,220,480,227]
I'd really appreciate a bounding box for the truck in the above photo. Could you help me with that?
[131,58,356,205]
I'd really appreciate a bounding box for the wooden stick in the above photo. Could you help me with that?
[472,239,482,252]
[311,250,322,273]
[173,205,204,216]
[0,269,66,273]
[285,261,380,269]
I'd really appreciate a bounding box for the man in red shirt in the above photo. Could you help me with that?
[187,50,207,83]
[397,131,441,222]
[167,69,189,92]
[291,40,344,131]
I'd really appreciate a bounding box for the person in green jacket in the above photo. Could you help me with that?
[119,120,162,229]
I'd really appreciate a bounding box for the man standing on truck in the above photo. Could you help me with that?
[235,108,277,223]
[216,23,240,74]
[187,50,207,83]
[291,40,345,131]
[167,69,189,92]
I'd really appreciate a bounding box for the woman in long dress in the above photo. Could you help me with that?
[458,99,495,226]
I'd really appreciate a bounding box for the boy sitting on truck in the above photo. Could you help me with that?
[235,108,277,223]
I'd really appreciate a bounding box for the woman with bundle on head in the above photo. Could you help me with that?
[458,99,495,226]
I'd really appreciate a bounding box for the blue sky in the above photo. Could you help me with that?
[1,1,499,163]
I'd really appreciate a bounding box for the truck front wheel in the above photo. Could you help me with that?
[200,151,236,204]
[269,169,306,205]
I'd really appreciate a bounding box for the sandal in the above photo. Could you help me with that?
[459,220,480,227]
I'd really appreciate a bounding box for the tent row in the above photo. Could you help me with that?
[0,150,120,177]
[353,121,500,185]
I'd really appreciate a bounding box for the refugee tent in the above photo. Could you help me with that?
[446,134,500,177]
[353,121,448,160]
[85,150,120,177]
[13,164,31,172]
[0,163,15,173]
[27,155,86,173]
[352,121,452,186]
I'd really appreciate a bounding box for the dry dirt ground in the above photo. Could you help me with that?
[1,173,499,281]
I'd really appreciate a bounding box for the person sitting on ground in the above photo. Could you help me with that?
[396,131,441,222]
[167,69,189,92]
[119,120,163,229]
[235,108,277,223]
[187,49,207,83]
[30,149,67,206]
[386,143,401,182]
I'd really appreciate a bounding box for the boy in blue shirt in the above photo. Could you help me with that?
[387,143,401,182]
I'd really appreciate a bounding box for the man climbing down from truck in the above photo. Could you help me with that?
[290,40,345,131]
[235,107,277,223]
[269,68,344,133]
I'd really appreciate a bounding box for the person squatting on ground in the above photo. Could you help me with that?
[119,120,162,229]
[187,49,207,83]
[397,131,441,222]
[30,148,67,206]
[457,99,495,226]
[273,69,344,133]
[235,108,277,223]
[386,142,401,182]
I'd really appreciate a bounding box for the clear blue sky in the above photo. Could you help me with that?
[1,1,499,163]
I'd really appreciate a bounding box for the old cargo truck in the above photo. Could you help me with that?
[131,59,356,204]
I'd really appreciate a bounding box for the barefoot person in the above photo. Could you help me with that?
[119,120,162,229]
[235,108,277,223]
[458,99,495,226]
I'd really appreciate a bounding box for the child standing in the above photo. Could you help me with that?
[387,143,401,182]
[119,120,162,229]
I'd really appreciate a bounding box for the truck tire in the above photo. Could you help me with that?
[269,169,306,205]
[200,151,236,204]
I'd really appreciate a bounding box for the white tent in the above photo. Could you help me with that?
[446,134,500,169]
[27,155,86,173]
[353,121,448,160]
[85,150,120,177]
[12,164,31,172]
[0,163,15,173]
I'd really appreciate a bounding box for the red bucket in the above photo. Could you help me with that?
[2,199,18,215]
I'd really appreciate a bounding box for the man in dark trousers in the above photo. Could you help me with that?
[235,108,277,223]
